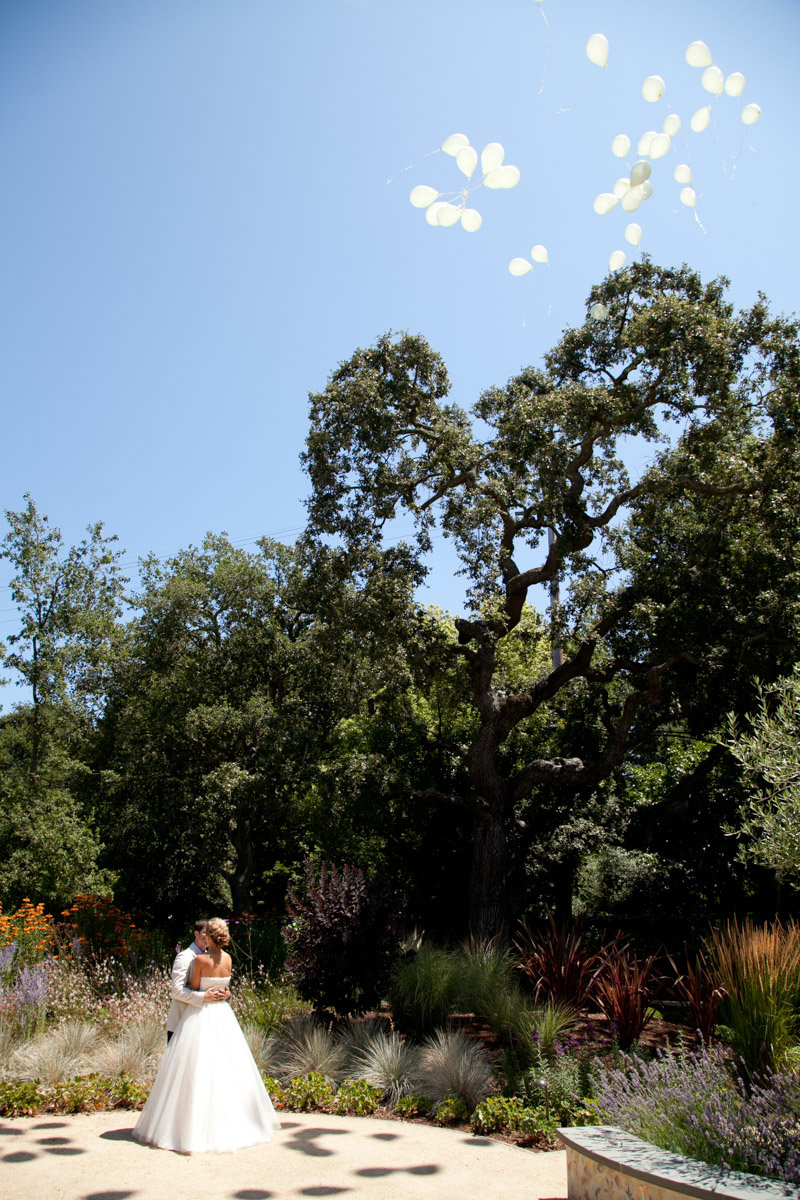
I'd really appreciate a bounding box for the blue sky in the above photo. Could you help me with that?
[1,0,798,706]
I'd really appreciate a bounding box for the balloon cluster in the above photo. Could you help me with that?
[587,35,761,291]
[409,133,521,232]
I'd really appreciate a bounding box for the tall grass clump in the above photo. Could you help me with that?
[9,1020,103,1085]
[414,1028,494,1113]
[269,1015,347,1086]
[94,1018,165,1084]
[389,945,460,1034]
[347,1028,421,1105]
[515,917,600,1007]
[706,918,800,1077]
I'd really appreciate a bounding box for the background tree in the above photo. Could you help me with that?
[0,495,126,906]
[303,261,800,935]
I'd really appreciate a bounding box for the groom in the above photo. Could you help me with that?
[166,918,230,1041]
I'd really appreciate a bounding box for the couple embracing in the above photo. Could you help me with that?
[133,917,281,1154]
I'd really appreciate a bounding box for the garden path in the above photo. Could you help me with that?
[1,1108,567,1200]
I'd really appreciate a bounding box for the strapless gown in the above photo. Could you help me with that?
[132,976,281,1154]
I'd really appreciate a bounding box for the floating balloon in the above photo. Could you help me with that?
[410,185,439,208]
[663,113,681,136]
[593,192,619,215]
[484,164,520,189]
[690,106,711,132]
[702,65,724,95]
[481,142,505,175]
[436,202,461,227]
[456,146,478,179]
[680,186,697,207]
[725,72,746,97]
[531,244,549,263]
[611,134,631,158]
[614,177,631,198]
[509,257,533,276]
[460,208,482,232]
[425,202,445,226]
[640,180,654,200]
[741,102,761,125]
[629,160,652,187]
[674,163,692,184]
[637,130,658,156]
[642,75,665,102]
[441,133,470,156]
[586,33,609,68]
[625,223,642,246]
[621,186,644,212]
[686,41,712,68]
[591,302,610,320]
[609,250,626,271]
[649,133,671,159]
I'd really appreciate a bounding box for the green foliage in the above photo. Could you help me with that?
[433,1094,469,1123]
[283,1071,335,1111]
[234,974,310,1034]
[0,1079,45,1116]
[0,1073,148,1117]
[727,667,800,880]
[470,1094,562,1136]
[331,1078,382,1115]
[260,1075,286,1107]
[389,944,460,1033]
[393,1093,433,1117]
[283,859,400,1016]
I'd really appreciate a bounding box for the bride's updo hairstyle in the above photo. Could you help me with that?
[205,917,231,949]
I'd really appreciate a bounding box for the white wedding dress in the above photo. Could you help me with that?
[133,977,281,1154]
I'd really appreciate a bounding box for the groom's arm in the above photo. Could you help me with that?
[170,948,206,1009]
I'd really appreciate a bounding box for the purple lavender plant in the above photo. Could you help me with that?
[13,961,49,1012]
[0,941,17,981]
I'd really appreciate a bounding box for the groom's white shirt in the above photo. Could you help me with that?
[166,940,206,1034]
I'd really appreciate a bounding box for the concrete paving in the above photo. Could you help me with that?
[0,1109,568,1200]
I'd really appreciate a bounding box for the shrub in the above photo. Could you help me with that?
[515,917,599,1007]
[0,1079,45,1116]
[594,1041,800,1184]
[414,1028,494,1112]
[705,918,800,1077]
[0,899,55,968]
[331,1078,382,1116]
[261,1075,286,1107]
[393,1093,433,1118]
[345,1027,420,1105]
[389,945,460,1033]
[283,859,400,1016]
[60,895,165,968]
[270,1016,347,1086]
[232,971,309,1033]
[591,939,662,1050]
[668,947,726,1045]
[434,1094,469,1123]
[283,1071,335,1111]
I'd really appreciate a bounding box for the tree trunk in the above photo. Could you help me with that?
[227,818,255,914]
[468,803,508,937]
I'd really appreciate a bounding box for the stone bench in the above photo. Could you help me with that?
[557,1125,800,1200]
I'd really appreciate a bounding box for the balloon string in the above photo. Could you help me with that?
[534,4,551,97]
[386,147,439,186]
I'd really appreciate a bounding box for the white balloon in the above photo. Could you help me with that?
[591,302,610,320]
[614,177,631,198]
[625,222,642,246]
[663,113,681,136]
[436,202,462,227]
[484,164,520,189]
[456,146,478,179]
[642,75,665,103]
[593,192,619,215]
[629,160,652,187]
[621,185,644,212]
[637,130,658,156]
[509,257,533,276]
[674,163,692,184]
[680,186,697,207]
[460,208,482,232]
[611,134,631,158]
[741,102,761,125]
[531,244,549,263]
[609,250,626,271]
[586,33,609,68]
[441,133,470,156]
[702,65,724,95]
[640,180,654,200]
[481,142,505,175]
[410,185,439,208]
[649,133,671,159]
[425,202,445,226]
[725,72,746,97]
[690,106,711,133]
[685,40,712,68]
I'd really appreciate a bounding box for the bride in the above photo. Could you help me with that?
[133,917,281,1154]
